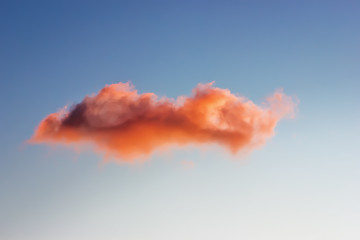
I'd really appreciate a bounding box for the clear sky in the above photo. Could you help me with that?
[1,1,359,239]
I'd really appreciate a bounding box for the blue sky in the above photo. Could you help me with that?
[1,1,359,239]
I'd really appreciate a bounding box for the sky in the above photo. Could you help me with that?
[1,0,359,239]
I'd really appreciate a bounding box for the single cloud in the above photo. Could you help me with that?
[29,82,297,162]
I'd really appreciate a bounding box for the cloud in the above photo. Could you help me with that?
[29,82,296,162]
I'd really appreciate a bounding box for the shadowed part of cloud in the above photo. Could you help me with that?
[29,82,296,162]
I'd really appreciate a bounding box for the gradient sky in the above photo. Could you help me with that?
[1,1,359,239]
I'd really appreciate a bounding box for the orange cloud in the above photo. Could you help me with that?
[29,82,296,162]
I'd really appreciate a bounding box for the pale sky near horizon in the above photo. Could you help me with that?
[1,1,359,239]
